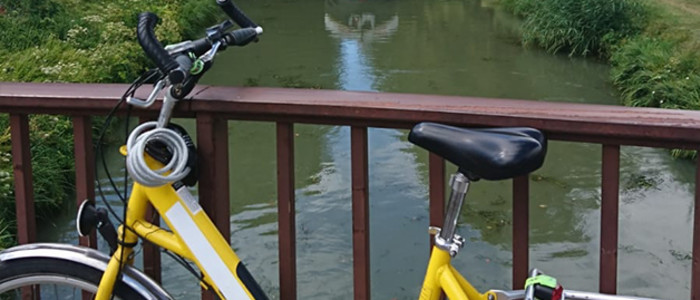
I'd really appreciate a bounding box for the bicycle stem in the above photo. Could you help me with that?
[157,88,178,128]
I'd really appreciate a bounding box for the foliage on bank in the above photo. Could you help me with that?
[501,0,700,159]
[0,116,76,248]
[0,0,219,249]
[501,0,648,56]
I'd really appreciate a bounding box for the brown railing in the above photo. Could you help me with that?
[3,82,700,299]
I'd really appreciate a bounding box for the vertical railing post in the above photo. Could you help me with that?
[197,113,231,300]
[10,114,37,299]
[600,144,620,294]
[72,116,97,249]
[429,153,445,248]
[692,158,700,300]
[351,126,370,300]
[277,122,297,300]
[512,175,529,289]
[10,114,36,245]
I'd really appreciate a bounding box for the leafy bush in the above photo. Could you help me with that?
[0,0,224,248]
[0,0,73,52]
[0,0,187,83]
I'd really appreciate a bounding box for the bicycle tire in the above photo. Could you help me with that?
[0,257,148,299]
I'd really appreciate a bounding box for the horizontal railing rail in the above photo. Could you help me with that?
[2,82,700,299]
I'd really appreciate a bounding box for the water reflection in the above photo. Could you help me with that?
[324,13,399,41]
[324,0,399,91]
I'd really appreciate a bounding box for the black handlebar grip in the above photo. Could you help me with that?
[225,28,259,46]
[216,0,258,28]
[137,12,184,83]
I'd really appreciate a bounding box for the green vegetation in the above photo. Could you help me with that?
[500,0,700,158]
[0,0,218,83]
[0,0,220,249]
[501,0,647,56]
[0,116,75,250]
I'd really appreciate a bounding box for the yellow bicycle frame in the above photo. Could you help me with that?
[419,246,500,300]
[94,147,502,300]
[95,149,262,300]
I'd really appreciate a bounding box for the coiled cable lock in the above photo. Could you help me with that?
[126,122,191,187]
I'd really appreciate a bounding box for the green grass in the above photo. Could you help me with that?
[611,35,700,110]
[501,0,648,56]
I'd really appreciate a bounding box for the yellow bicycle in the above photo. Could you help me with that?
[0,1,663,299]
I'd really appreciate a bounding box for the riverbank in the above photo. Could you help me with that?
[0,0,219,249]
[500,0,700,159]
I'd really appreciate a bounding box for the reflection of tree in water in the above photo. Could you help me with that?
[324,0,399,91]
[324,0,399,42]
[324,13,398,42]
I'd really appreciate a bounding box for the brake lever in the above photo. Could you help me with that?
[200,41,223,63]
[127,79,166,107]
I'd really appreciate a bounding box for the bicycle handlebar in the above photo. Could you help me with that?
[137,12,187,84]
[225,27,262,46]
[137,1,261,88]
[216,0,258,28]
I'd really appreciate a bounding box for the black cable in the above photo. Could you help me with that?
[123,104,132,202]
[95,69,161,223]
[113,100,134,300]
[95,96,127,223]
[162,249,218,293]
[102,69,158,204]
[94,69,160,300]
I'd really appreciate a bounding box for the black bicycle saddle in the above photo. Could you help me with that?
[408,122,547,180]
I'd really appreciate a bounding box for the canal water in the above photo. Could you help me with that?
[40,0,694,298]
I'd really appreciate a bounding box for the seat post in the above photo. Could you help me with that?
[435,172,470,255]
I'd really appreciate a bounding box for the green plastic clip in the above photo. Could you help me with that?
[524,274,557,289]
[189,52,204,75]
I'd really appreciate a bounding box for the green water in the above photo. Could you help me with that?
[39,0,694,298]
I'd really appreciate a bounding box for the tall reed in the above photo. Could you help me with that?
[502,0,648,56]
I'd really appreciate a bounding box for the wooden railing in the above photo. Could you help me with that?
[3,82,700,299]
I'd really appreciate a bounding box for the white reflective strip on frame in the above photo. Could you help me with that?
[165,202,249,299]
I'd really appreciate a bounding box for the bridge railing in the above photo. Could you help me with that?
[2,82,700,299]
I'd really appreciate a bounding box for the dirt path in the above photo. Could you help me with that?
[652,0,700,42]
[656,0,700,16]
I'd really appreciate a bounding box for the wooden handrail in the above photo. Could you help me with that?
[3,82,700,147]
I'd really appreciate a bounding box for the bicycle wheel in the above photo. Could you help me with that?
[0,257,147,299]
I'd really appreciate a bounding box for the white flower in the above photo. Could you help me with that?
[82,15,103,23]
